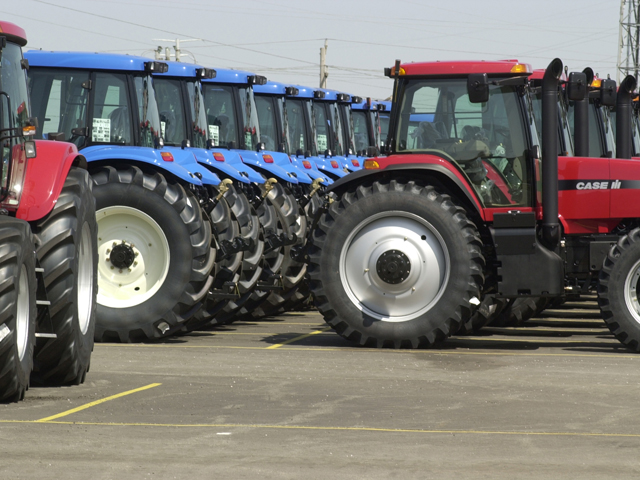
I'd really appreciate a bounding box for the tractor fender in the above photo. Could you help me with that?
[290,156,333,185]
[191,148,250,184]
[315,156,349,178]
[211,149,265,184]
[161,147,221,186]
[80,145,203,185]
[236,150,299,184]
[17,140,85,221]
[262,151,313,184]
[326,160,484,218]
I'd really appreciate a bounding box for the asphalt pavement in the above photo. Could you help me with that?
[2,299,639,479]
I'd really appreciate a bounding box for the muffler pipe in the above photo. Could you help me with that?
[541,58,563,250]
[616,74,637,160]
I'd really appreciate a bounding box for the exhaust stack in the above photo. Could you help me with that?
[616,75,637,160]
[541,59,563,250]
[573,68,593,157]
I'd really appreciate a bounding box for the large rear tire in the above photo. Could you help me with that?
[309,178,484,348]
[248,184,307,319]
[0,219,36,402]
[91,165,214,342]
[31,167,98,385]
[490,297,548,327]
[598,228,640,351]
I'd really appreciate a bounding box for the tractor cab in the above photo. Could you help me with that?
[351,97,383,156]
[252,80,332,186]
[382,60,538,209]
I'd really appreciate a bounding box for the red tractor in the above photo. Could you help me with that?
[0,22,98,401]
[309,57,640,351]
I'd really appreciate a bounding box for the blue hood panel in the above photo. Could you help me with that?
[81,145,203,185]
[163,147,221,185]
[210,148,264,184]
[234,150,298,184]
[189,148,250,184]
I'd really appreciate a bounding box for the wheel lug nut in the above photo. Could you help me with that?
[106,249,111,254]
[110,266,114,270]
[134,261,138,267]
[112,242,117,247]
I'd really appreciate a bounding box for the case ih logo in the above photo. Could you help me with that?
[558,180,640,190]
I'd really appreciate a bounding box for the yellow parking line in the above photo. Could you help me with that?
[193,330,328,336]
[454,336,617,344]
[36,383,162,423]
[266,328,332,349]
[5,419,640,438]
[484,326,609,333]
[93,343,637,357]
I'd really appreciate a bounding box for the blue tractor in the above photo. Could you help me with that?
[254,82,347,182]
[200,69,312,318]
[377,100,392,148]
[26,51,217,342]
[152,61,302,327]
[334,90,366,171]
[351,97,384,155]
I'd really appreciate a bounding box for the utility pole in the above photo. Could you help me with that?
[319,39,329,88]
[617,0,640,83]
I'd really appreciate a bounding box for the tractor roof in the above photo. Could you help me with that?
[25,50,153,71]
[253,80,288,95]
[0,21,27,47]
[395,60,532,77]
[201,68,259,85]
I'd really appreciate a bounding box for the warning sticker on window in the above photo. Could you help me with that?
[299,134,304,150]
[209,125,219,146]
[161,121,166,139]
[317,134,327,152]
[244,132,253,149]
[92,118,110,143]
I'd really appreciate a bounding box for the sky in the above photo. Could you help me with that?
[1,0,622,100]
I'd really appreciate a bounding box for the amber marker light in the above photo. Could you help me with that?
[364,160,380,169]
[213,152,225,162]
[160,152,174,162]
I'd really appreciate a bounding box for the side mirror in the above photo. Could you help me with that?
[206,138,215,149]
[600,79,617,107]
[366,146,378,157]
[304,150,311,158]
[278,142,286,153]
[181,139,190,149]
[566,72,587,101]
[295,148,304,157]
[256,142,266,152]
[467,73,489,103]
[47,132,65,142]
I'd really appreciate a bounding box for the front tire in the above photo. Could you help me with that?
[31,167,98,385]
[0,219,36,402]
[308,178,484,348]
[598,228,640,351]
[91,165,214,342]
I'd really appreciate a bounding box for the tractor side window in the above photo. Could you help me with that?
[153,78,187,147]
[202,84,238,148]
[186,81,208,148]
[134,75,162,148]
[398,79,531,207]
[92,73,131,145]
[28,68,90,148]
[285,98,305,153]
[255,95,278,152]
[238,87,260,151]
[313,102,330,153]
[352,110,369,152]
[328,103,345,156]
[567,101,605,157]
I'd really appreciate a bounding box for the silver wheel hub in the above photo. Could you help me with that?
[339,211,449,323]
[16,265,29,361]
[624,258,640,325]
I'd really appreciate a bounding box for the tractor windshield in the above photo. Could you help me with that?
[187,81,208,148]
[566,101,612,158]
[202,83,261,150]
[314,101,345,156]
[286,98,316,156]
[29,68,161,148]
[154,77,208,148]
[133,74,162,148]
[337,103,356,154]
[396,78,532,207]
[530,89,574,156]
[0,41,29,204]
[352,110,370,153]
[255,94,283,152]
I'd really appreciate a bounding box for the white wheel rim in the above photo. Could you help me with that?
[96,206,170,309]
[77,222,94,334]
[624,258,640,325]
[339,211,449,322]
[16,265,29,361]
